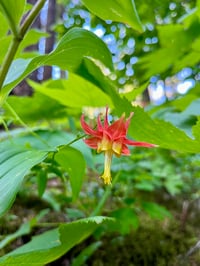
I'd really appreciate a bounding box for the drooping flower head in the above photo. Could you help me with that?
[81,107,156,185]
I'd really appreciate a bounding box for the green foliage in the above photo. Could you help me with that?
[0,210,48,250]
[82,0,144,32]
[0,0,200,264]
[0,217,113,265]
[55,146,86,201]
[5,92,67,123]
[0,0,25,35]
[0,27,113,105]
[0,142,49,217]
[28,76,113,108]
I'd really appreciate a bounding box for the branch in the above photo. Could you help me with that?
[0,0,46,91]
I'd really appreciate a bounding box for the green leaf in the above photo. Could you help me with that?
[55,146,86,201]
[0,223,31,250]
[172,94,198,111]
[44,27,113,71]
[16,29,49,57]
[0,210,48,249]
[28,75,113,108]
[0,217,113,265]
[142,202,172,219]
[139,47,181,80]
[192,117,200,142]
[37,170,48,197]
[127,106,200,153]
[5,92,67,123]
[111,207,139,234]
[71,241,102,266]
[120,82,149,101]
[82,0,144,32]
[0,12,9,36]
[0,28,113,105]
[0,0,25,35]
[0,142,48,216]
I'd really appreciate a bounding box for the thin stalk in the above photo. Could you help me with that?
[4,102,50,147]
[0,0,46,91]
[19,0,46,38]
[0,38,21,90]
[0,118,13,142]
[90,172,120,216]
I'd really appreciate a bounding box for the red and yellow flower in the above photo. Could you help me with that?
[81,107,156,185]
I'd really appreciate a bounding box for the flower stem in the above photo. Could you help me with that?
[90,172,120,216]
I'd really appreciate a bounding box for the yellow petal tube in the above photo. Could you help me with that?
[101,150,113,185]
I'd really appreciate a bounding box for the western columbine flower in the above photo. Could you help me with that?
[81,107,156,185]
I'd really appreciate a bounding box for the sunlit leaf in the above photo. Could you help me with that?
[0,0,25,34]
[129,106,200,153]
[0,28,113,106]
[5,92,67,123]
[82,0,144,32]
[28,75,113,108]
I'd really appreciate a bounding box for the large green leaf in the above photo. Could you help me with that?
[55,146,86,201]
[0,142,48,216]
[0,12,9,36]
[0,28,113,106]
[82,0,143,32]
[0,0,25,34]
[4,92,67,123]
[28,75,113,108]
[129,106,200,153]
[192,117,200,142]
[107,96,200,153]
[16,29,49,58]
[0,217,113,265]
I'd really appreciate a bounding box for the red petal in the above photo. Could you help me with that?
[107,115,127,139]
[124,138,156,148]
[80,115,100,136]
[121,144,130,155]
[97,114,103,131]
[84,137,100,149]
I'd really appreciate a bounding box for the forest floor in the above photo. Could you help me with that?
[1,192,200,266]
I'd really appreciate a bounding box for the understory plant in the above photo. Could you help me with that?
[0,0,200,265]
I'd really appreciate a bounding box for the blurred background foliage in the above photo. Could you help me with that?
[0,0,200,265]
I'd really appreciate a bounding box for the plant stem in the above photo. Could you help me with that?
[20,0,46,38]
[0,0,46,91]
[90,172,120,216]
[4,101,50,147]
[0,38,21,90]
